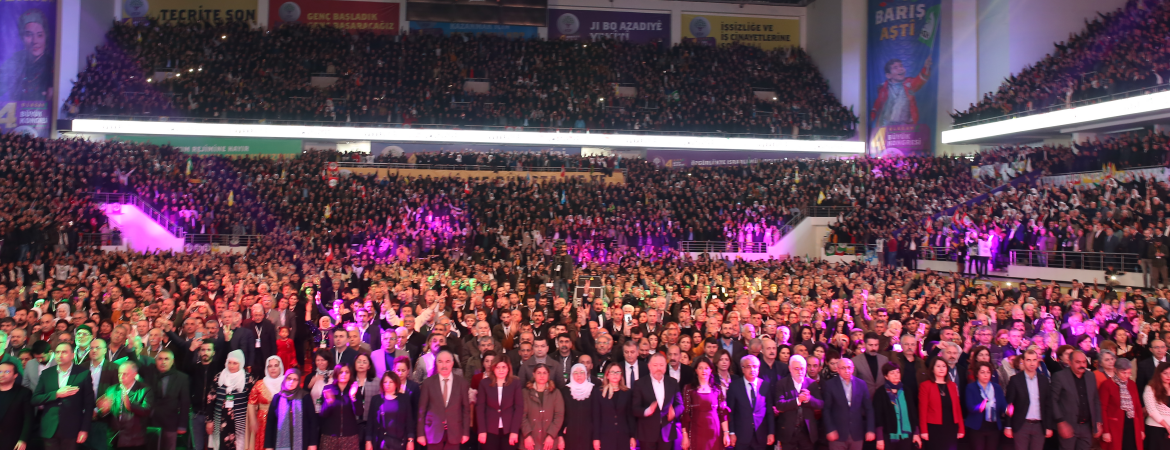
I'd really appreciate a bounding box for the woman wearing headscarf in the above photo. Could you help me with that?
[874,362,921,450]
[318,364,364,450]
[208,350,257,450]
[249,356,286,450]
[265,368,320,450]
[365,372,415,450]
[558,364,595,450]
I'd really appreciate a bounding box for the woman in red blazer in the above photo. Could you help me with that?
[1099,359,1144,450]
[919,356,964,450]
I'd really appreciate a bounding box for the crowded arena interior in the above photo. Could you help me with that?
[2,0,1170,450]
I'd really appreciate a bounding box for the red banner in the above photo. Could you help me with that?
[271,0,399,34]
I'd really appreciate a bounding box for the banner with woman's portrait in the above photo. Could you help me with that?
[0,0,55,137]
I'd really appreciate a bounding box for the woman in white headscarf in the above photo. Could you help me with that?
[207,350,256,450]
[247,355,285,450]
[558,364,596,450]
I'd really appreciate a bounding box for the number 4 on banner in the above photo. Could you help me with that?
[0,103,15,130]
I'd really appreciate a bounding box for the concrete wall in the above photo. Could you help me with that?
[804,0,865,137]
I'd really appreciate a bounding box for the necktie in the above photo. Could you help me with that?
[628,364,634,387]
[748,380,756,410]
[442,377,450,407]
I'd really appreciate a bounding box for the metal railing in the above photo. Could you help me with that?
[67,114,854,141]
[953,83,1170,129]
[679,241,770,254]
[1009,250,1142,272]
[336,161,621,173]
[89,192,187,238]
[805,206,856,217]
[79,232,122,247]
[184,234,264,246]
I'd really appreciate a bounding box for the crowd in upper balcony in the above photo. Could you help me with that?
[62,20,858,138]
[951,0,1170,126]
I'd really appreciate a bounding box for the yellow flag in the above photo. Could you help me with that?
[817,191,826,204]
[227,191,234,207]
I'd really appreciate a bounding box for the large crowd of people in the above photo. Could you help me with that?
[61,21,858,138]
[0,126,1167,450]
[952,0,1170,126]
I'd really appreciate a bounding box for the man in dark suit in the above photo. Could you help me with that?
[1136,339,1167,404]
[619,340,649,388]
[774,355,822,450]
[667,345,697,387]
[245,304,278,378]
[1050,351,1102,450]
[759,339,787,386]
[632,353,683,450]
[32,342,95,450]
[1004,350,1053,450]
[329,328,358,367]
[822,358,874,450]
[81,339,117,450]
[727,355,774,450]
[225,311,256,370]
[355,308,383,351]
[852,332,889,398]
[145,349,190,450]
[417,350,471,450]
[97,361,153,449]
[718,323,749,362]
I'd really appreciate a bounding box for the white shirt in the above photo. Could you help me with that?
[651,376,665,408]
[58,364,72,391]
[498,386,505,428]
[90,360,105,399]
[791,376,805,405]
[441,376,452,405]
[744,378,759,403]
[669,365,681,382]
[626,362,639,386]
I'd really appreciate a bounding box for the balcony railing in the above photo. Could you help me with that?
[805,206,856,218]
[952,83,1170,129]
[679,241,769,254]
[336,162,620,173]
[1009,250,1141,272]
[79,232,122,247]
[89,192,187,238]
[66,114,854,141]
[185,234,264,247]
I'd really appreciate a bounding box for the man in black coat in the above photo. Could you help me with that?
[727,355,774,450]
[1136,339,1167,405]
[1004,350,1054,450]
[244,304,278,378]
[144,349,190,450]
[632,353,683,450]
[774,355,822,450]
[31,342,95,450]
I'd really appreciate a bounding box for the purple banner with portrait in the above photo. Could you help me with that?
[0,0,55,138]
[548,9,670,44]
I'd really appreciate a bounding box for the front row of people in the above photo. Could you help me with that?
[5,343,1170,450]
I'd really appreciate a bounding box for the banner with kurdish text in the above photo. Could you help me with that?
[109,135,303,156]
[548,9,669,44]
[866,0,941,157]
[0,0,55,137]
[409,22,538,39]
[272,0,400,34]
[680,14,799,50]
[122,0,259,22]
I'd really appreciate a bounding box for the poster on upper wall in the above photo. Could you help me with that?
[0,1,55,138]
[409,22,538,39]
[680,14,800,50]
[547,9,669,44]
[122,0,259,22]
[272,0,399,34]
[866,0,941,157]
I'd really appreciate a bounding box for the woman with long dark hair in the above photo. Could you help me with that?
[365,372,415,450]
[679,356,730,450]
[918,357,964,450]
[520,365,564,450]
[592,362,635,450]
[1143,362,1170,449]
[319,364,364,450]
[477,358,523,450]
